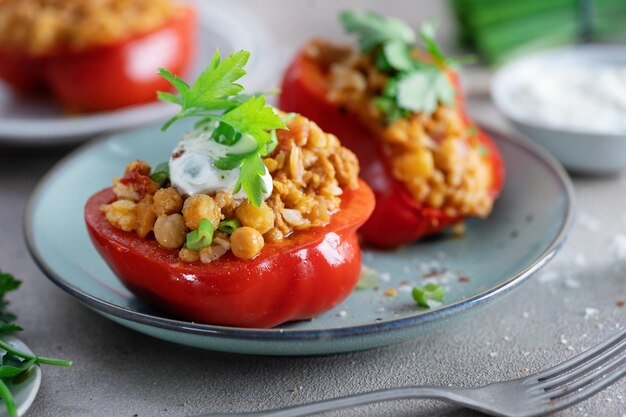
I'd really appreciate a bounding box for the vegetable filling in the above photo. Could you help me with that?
[100,49,359,263]
[308,11,496,219]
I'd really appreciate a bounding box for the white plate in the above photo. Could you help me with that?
[0,1,274,146]
[0,336,42,417]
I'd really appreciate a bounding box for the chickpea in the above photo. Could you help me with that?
[153,214,186,249]
[235,201,275,234]
[393,149,434,179]
[230,227,264,259]
[153,187,183,216]
[182,194,221,230]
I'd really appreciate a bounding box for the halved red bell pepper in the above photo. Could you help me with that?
[0,7,196,112]
[85,179,375,328]
[279,45,505,248]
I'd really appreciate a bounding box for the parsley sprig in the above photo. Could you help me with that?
[340,11,457,121]
[158,49,286,207]
[0,272,72,417]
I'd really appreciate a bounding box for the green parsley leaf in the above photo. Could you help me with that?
[213,152,251,171]
[340,11,459,120]
[0,324,22,333]
[221,95,285,153]
[412,283,445,308]
[158,49,287,208]
[0,271,71,417]
[157,68,190,98]
[419,20,446,65]
[156,91,181,105]
[0,273,20,297]
[340,10,416,52]
[186,49,249,109]
[396,69,454,115]
[150,162,170,186]
[383,40,415,72]
[234,155,267,207]
[157,50,250,131]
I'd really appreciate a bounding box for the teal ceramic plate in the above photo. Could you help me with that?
[0,336,42,417]
[25,123,574,355]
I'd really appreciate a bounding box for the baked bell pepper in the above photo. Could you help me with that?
[279,45,505,248]
[85,179,375,328]
[0,7,196,112]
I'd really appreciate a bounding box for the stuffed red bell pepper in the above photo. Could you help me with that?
[0,0,196,112]
[280,11,504,248]
[85,49,375,328]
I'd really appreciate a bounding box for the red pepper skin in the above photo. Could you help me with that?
[0,7,196,112]
[85,179,375,328]
[279,46,505,248]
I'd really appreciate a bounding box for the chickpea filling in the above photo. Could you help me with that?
[101,115,360,263]
[308,40,495,219]
[0,0,177,55]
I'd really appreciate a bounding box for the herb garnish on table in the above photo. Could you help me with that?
[0,272,72,417]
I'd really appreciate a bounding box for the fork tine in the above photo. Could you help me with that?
[541,358,626,412]
[543,352,626,400]
[535,328,626,381]
[539,331,626,390]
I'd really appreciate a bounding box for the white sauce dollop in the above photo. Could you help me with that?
[169,125,273,200]
[516,65,626,135]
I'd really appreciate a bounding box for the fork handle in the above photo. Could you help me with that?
[197,386,470,417]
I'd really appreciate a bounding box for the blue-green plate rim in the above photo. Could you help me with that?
[24,124,575,342]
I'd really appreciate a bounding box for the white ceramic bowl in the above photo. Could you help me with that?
[491,45,626,174]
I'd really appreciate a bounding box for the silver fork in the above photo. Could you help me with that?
[199,327,625,417]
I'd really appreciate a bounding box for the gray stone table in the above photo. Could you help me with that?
[0,1,624,416]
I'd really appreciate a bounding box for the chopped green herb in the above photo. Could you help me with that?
[186,219,215,251]
[340,11,458,121]
[356,266,379,290]
[150,162,170,186]
[419,20,447,65]
[396,68,454,115]
[0,272,72,417]
[340,10,416,52]
[218,219,241,235]
[477,143,490,156]
[412,283,445,308]
[158,49,286,208]
[280,112,299,123]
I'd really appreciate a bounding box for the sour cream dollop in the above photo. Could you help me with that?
[169,125,273,200]
[516,65,626,135]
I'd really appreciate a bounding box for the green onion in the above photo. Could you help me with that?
[0,339,72,367]
[186,219,215,251]
[0,379,15,417]
[150,162,170,186]
[280,112,299,123]
[267,129,279,155]
[356,266,379,290]
[412,283,445,308]
[218,219,241,235]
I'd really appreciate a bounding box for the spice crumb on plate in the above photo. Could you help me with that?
[383,288,397,297]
